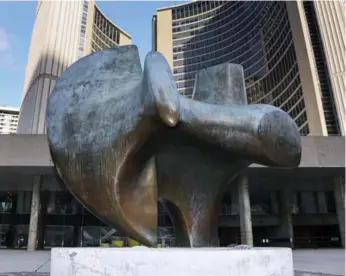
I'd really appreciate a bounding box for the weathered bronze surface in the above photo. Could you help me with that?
[46,45,301,247]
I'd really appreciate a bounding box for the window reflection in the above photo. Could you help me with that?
[46,192,78,215]
[0,224,10,248]
[158,203,175,247]
[0,192,13,213]
[326,192,337,214]
[44,226,74,248]
[83,226,123,247]
[250,192,271,216]
[0,191,32,249]
[15,225,28,248]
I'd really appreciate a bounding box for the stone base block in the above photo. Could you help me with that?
[51,247,294,276]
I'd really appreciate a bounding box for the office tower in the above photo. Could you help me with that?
[0,106,19,134]
[153,0,345,136]
[17,0,131,134]
[152,0,345,250]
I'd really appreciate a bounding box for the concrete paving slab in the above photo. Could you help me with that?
[293,249,345,276]
[0,273,49,276]
[0,250,50,273]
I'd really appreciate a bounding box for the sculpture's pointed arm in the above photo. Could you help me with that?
[179,98,301,167]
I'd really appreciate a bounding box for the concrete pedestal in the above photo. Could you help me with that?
[51,247,294,276]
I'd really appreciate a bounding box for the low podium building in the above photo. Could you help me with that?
[0,134,344,250]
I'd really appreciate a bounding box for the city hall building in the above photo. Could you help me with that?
[152,0,345,247]
[0,1,345,250]
[17,0,131,135]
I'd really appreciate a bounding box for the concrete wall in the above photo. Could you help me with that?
[0,135,52,168]
[251,136,345,168]
[119,33,132,46]
[0,135,344,169]
[296,136,345,168]
[155,9,173,69]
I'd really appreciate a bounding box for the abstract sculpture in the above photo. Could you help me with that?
[46,45,301,247]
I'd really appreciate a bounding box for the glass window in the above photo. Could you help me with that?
[46,192,78,215]
[44,226,74,248]
[326,191,336,213]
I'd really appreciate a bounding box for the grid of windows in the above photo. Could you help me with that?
[91,6,121,52]
[172,1,224,21]
[170,1,309,135]
[0,109,19,134]
[78,1,89,59]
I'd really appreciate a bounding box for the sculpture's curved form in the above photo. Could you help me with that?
[46,45,301,247]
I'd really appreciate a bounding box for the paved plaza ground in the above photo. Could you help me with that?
[0,249,344,276]
[293,249,345,276]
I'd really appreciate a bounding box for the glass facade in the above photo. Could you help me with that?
[0,190,31,248]
[169,1,309,135]
[0,180,175,249]
[0,175,341,249]
[158,202,175,247]
[91,6,122,52]
[0,186,129,249]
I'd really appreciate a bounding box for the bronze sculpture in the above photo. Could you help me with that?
[46,45,301,247]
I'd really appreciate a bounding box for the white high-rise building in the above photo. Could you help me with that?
[17,0,131,134]
[0,106,19,134]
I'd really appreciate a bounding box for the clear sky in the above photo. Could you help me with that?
[0,1,184,108]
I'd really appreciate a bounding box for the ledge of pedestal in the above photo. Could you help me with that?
[51,247,294,276]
